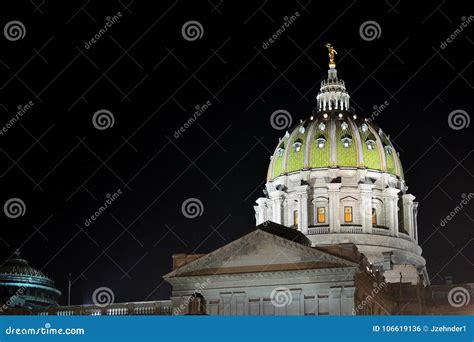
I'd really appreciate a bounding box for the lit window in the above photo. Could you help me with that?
[372,208,377,225]
[317,207,326,223]
[323,113,328,119]
[344,206,353,222]
[341,136,352,148]
[299,126,305,134]
[316,137,326,149]
[361,123,368,132]
[338,113,343,118]
[318,122,326,131]
[366,139,376,150]
[384,145,393,154]
[293,211,299,227]
[341,121,348,130]
[353,115,357,119]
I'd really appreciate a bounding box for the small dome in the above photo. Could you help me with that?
[0,250,61,310]
[0,250,58,289]
[0,251,48,278]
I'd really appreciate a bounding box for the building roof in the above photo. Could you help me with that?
[244,221,311,247]
[0,250,59,291]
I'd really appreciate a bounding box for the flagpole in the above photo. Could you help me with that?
[68,272,71,306]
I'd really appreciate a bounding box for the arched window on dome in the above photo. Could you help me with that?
[293,139,303,153]
[366,138,376,151]
[341,135,352,148]
[276,144,285,157]
[316,136,326,149]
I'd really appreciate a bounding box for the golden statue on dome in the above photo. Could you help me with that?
[325,43,337,68]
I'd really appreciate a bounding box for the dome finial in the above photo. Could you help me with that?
[325,43,337,68]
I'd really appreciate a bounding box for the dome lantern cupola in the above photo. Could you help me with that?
[316,43,350,111]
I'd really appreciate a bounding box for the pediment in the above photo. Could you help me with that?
[164,229,356,278]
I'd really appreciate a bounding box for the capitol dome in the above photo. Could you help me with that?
[267,110,404,181]
[255,44,428,285]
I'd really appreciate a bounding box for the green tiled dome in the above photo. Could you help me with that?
[267,111,403,181]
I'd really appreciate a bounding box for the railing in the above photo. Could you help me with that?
[307,226,330,235]
[11,300,173,316]
[372,227,391,236]
[340,226,363,234]
[305,225,410,239]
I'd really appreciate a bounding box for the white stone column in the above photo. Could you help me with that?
[341,287,356,315]
[383,188,400,236]
[327,183,341,232]
[295,185,309,234]
[269,191,285,225]
[413,202,419,242]
[402,194,416,238]
[329,287,342,315]
[359,183,374,233]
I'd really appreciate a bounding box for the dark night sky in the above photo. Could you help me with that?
[0,1,472,305]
